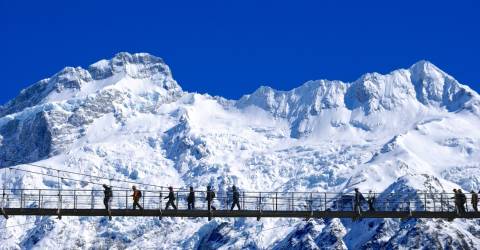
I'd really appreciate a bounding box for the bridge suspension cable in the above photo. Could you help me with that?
[1,158,187,191]
[3,167,128,190]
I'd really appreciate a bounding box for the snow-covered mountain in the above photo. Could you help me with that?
[1,52,480,249]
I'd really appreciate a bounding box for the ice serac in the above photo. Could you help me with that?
[1,55,480,249]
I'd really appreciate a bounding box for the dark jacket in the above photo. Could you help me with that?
[459,192,467,204]
[472,193,478,204]
[233,190,240,202]
[355,191,364,203]
[165,191,175,201]
[104,187,113,199]
[206,190,215,202]
[187,191,195,203]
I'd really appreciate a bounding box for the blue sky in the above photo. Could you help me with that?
[1,0,479,104]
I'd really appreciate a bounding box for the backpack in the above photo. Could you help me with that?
[136,190,142,198]
[233,191,240,200]
[211,191,216,199]
[460,194,466,204]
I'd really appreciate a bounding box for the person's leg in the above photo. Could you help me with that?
[354,203,359,214]
[230,202,234,211]
[134,199,143,210]
[173,202,177,210]
[104,199,108,210]
[236,202,241,210]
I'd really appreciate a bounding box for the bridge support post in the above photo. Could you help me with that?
[158,191,163,220]
[309,192,313,219]
[176,191,179,211]
[440,194,444,212]
[125,190,128,209]
[73,190,77,211]
[324,193,327,211]
[0,188,7,219]
[291,193,294,211]
[242,192,245,211]
[208,196,212,221]
[257,193,262,221]
[57,192,62,220]
[20,190,24,209]
[143,191,146,210]
[91,189,95,210]
[159,187,163,211]
[275,192,278,211]
[424,193,427,211]
[38,190,42,209]
[0,207,7,219]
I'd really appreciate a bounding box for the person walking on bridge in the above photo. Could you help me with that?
[451,189,459,214]
[367,191,376,212]
[131,186,143,210]
[354,188,364,216]
[103,184,113,220]
[206,185,216,211]
[471,190,478,212]
[230,185,241,211]
[187,186,195,210]
[458,189,467,213]
[164,186,177,210]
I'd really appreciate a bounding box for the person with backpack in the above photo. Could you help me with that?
[206,185,216,211]
[451,189,460,214]
[131,186,143,210]
[187,186,195,210]
[230,185,241,211]
[471,190,478,212]
[103,184,113,220]
[367,191,376,212]
[164,186,177,210]
[354,188,364,216]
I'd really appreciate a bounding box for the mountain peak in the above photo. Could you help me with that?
[88,52,172,80]
[0,52,181,117]
[409,60,448,79]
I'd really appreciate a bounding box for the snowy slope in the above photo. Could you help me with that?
[1,52,480,249]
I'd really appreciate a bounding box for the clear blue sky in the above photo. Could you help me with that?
[1,0,479,104]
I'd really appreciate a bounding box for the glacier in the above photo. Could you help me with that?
[1,52,480,249]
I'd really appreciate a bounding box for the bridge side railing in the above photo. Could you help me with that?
[0,189,471,213]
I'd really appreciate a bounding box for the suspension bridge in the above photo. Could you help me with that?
[1,159,479,221]
[1,188,480,221]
